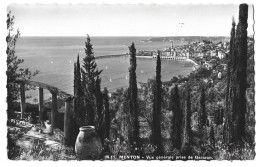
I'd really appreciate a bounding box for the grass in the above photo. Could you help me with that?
[7,118,76,160]
[7,117,255,160]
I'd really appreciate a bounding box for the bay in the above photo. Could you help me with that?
[16,36,193,100]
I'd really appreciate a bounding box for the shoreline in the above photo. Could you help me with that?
[186,58,199,66]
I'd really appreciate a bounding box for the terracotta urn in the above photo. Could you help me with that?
[75,126,102,160]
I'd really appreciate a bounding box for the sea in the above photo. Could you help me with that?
[16,36,194,100]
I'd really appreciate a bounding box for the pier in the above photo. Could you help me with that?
[152,55,188,60]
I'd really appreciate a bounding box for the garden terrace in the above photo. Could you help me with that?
[15,79,74,146]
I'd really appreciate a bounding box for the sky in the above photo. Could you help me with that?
[7,3,254,37]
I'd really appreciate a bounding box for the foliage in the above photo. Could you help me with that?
[170,85,182,150]
[128,43,140,152]
[189,67,212,80]
[103,87,111,140]
[73,55,86,126]
[6,11,39,112]
[81,34,103,91]
[228,4,248,144]
[210,125,215,147]
[199,85,207,126]
[80,34,103,126]
[95,76,104,144]
[8,135,76,160]
[151,51,164,155]
[181,85,192,156]
[213,142,255,160]
[232,4,248,143]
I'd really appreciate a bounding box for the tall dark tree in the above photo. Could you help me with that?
[233,4,248,144]
[224,17,236,144]
[152,51,164,155]
[197,84,207,148]
[81,34,102,91]
[128,43,140,151]
[75,55,82,96]
[181,85,192,156]
[74,62,77,93]
[73,55,86,126]
[200,85,207,126]
[85,89,95,126]
[210,124,215,148]
[102,87,111,154]
[95,76,104,144]
[103,87,110,140]
[122,89,133,145]
[6,11,38,112]
[170,84,182,150]
[81,74,94,126]
[81,34,102,126]
[71,56,81,146]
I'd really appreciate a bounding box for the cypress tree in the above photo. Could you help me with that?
[230,25,239,127]
[95,76,104,144]
[170,84,182,150]
[214,109,220,126]
[128,43,140,151]
[186,86,192,145]
[198,84,207,147]
[76,55,82,96]
[81,34,102,91]
[74,62,77,96]
[200,85,207,126]
[219,109,224,125]
[102,87,111,154]
[224,18,236,144]
[103,87,110,140]
[152,51,164,155]
[72,63,78,145]
[74,55,85,126]
[123,89,133,145]
[226,17,236,106]
[81,75,94,125]
[233,4,248,143]
[151,78,157,143]
[81,34,102,126]
[181,85,192,156]
[85,90,95,126]
[210,124,215,148]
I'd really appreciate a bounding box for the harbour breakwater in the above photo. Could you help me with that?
[152,56,187,60]
[97,53,199,73]
[96,53,199,70]
[97,54,189,61]
[96,54,127,59]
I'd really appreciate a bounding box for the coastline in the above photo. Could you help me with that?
[186,58,199,66]
[186,58,201,70]
[97,54,154,59]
